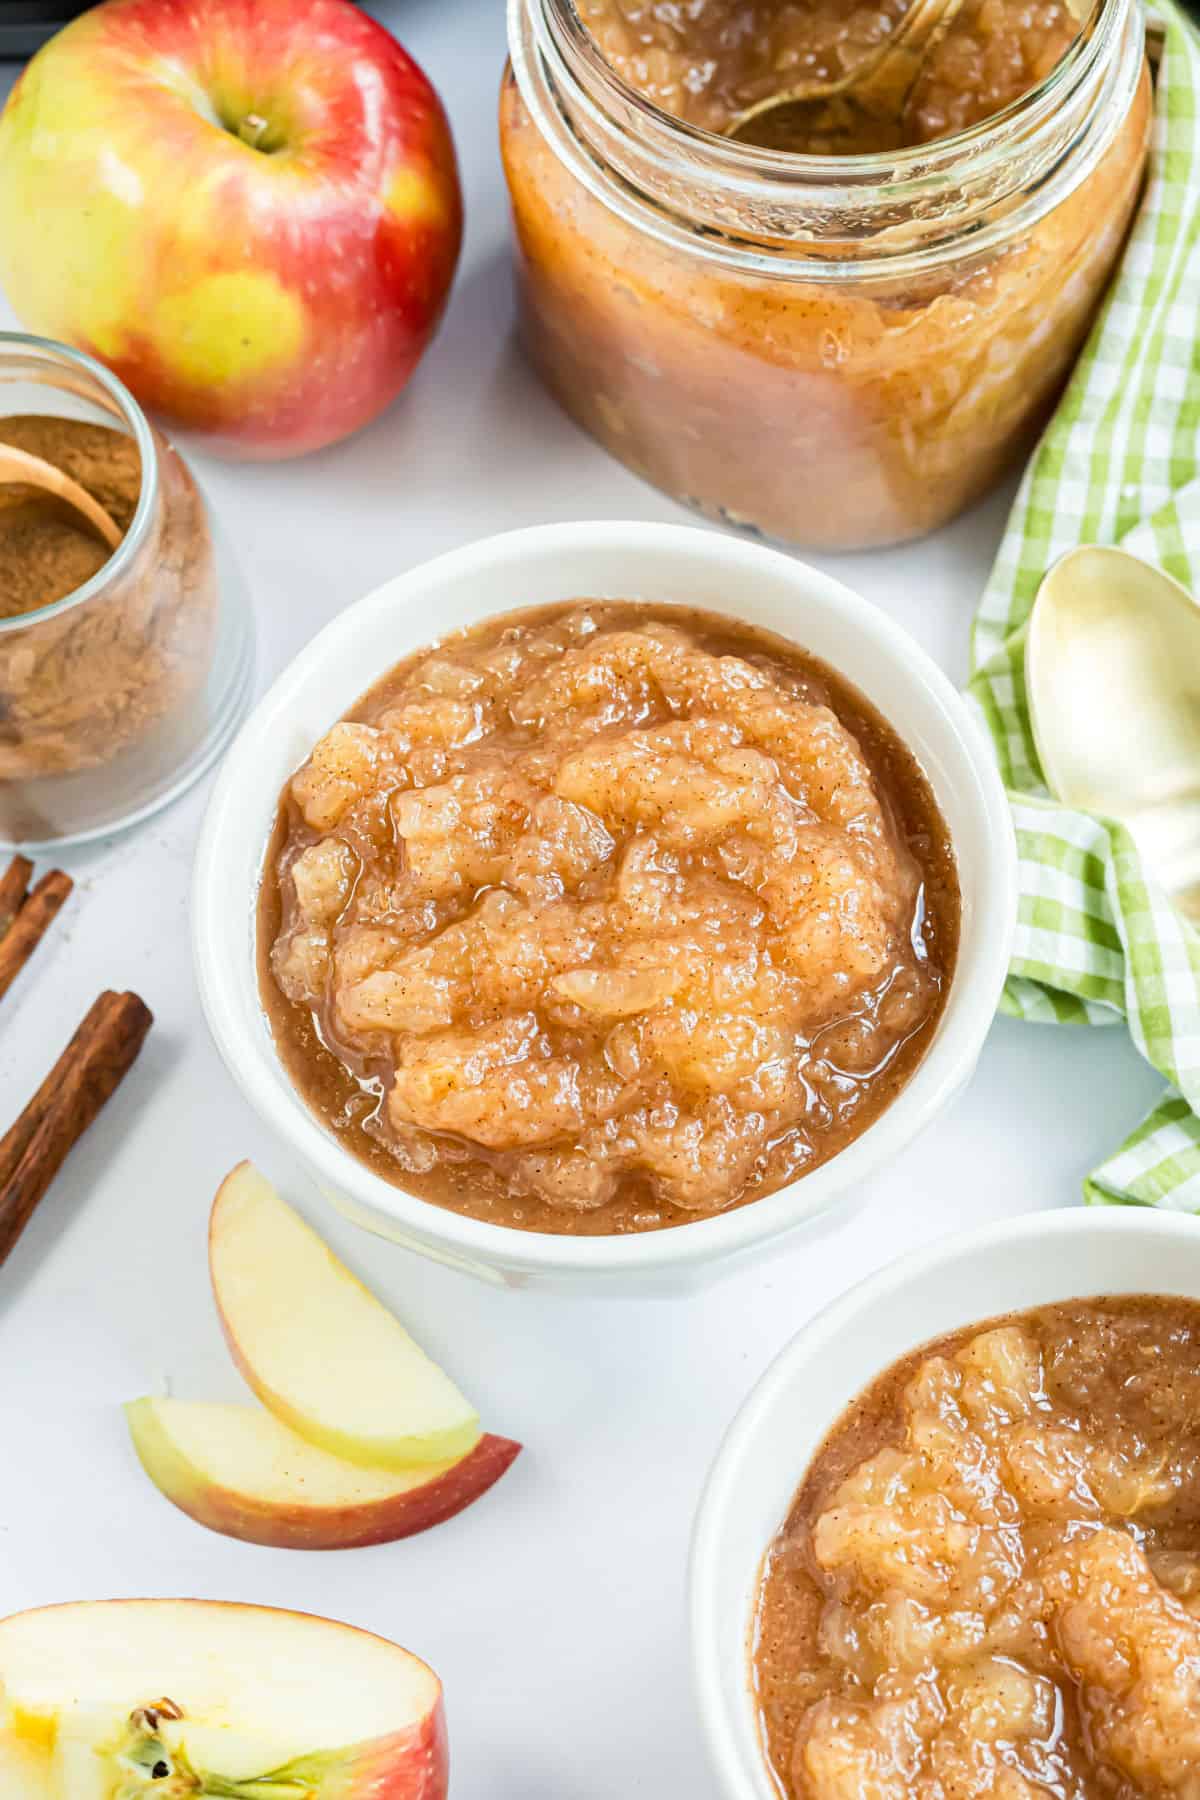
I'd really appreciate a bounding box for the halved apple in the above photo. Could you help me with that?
[125,1397,521,1549]
[210,1163,480,1469]
[0,1598,447,1797]
[0,1700,54,1798]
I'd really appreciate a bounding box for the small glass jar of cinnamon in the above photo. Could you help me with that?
[0,334,253,846]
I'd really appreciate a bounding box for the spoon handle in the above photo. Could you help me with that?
[0,442,123,551]
[852,0,968,119]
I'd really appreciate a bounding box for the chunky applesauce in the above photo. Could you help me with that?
[260,603,957,1235]
[575,0,1084,149]
[501,0,1150,548]
[755,1296,1200,1799]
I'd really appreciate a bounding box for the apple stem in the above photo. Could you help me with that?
[237,112,272,150]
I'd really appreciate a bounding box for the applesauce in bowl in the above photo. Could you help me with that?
[194,521,1013,1291]
[259,600,958,1235]
[690,1210,1200,1800]
[501,0,1150,550]
[757,1295,1200,1798]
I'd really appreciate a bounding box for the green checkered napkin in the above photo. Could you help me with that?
[967,0,1200,1208]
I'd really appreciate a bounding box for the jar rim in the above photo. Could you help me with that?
[0,333,159,636]
[510,0,1143,280]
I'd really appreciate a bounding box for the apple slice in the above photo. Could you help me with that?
[125,1396,521,1549]
[210,1163,480,1469]
[0,1598,447,1798]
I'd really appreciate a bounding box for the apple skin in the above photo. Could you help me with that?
[321,1719,450,1800]
[126,1396,522,1550]
[0,1599,448,1799]
[0,0,462,459]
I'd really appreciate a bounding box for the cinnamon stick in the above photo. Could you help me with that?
[0,867,73,1003]
[0,854,32,938]
[0,989,152,1269]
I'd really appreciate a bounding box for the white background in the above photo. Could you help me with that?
[0,4,1166,1795]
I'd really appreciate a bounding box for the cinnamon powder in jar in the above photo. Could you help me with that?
[0,414,217,779]
[0,416,141,616]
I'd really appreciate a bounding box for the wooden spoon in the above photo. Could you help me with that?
[0,442,122,552]
[725,0,965,150]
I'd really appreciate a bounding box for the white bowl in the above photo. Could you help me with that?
[192,520,1016,1294]
[690,1206,1200,1800]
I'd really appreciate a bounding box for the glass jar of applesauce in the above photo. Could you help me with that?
[501,0,1150,551]
[0,335,254,847]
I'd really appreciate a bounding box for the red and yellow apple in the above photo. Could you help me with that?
[125,1397,521,1549]
[0,1599,447,1797]
[210,1163,483,1470]
[0,0,462,458]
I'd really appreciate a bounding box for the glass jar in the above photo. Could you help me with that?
[0,335,253,847]
[501,0,1150,551]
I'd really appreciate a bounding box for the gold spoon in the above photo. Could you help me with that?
[1027,546,1200,921]
[725,0,966,150]
[0,441,123,552]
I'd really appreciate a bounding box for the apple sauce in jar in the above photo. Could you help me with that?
[259,602,958,1236]
[755,1296,1200,1798]
[501,0,1150,550]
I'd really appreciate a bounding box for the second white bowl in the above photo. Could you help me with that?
[192,520,1015,1293]
[690,1206,1200,1800]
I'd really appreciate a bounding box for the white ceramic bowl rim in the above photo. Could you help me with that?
[193,520,1017,1278]
[689,1205,1200,1800]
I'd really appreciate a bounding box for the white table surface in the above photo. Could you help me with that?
[0,5,1167,1795]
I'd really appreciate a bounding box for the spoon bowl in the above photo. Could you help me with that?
[725,0,965,148]
[0,441,123,551]
[1027,545,1200,918]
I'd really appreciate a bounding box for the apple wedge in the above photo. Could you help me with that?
[125,1397,521,1549]
[210,1163,480,1469]
[0,1598,447,1798]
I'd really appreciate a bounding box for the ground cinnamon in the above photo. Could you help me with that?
[0,415,140,617]
[0,412,217,788]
